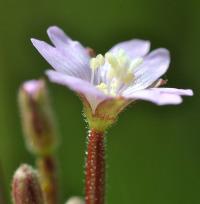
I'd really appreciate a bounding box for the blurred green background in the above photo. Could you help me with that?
[0,0,199,203]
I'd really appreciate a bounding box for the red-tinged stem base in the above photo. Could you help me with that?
[85,129,105,204]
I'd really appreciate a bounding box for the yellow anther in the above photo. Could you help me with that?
[90,54,105,70]
[122,72,134,84]
[105,52,119,68]
[118,55,128,67]
[96,83,108,95]
[90,58,99,70]
[96,54,105,66]
[114,49,128,67]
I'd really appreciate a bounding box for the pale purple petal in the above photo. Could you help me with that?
[151,88,193,96]
[126,48,170,92]
[46,70,110,111]
[31,38,91,81]
[47,26,91,76]
[47,26,72,48]
[109,39,150,59]
[100,40,150,84]
[123,87,193,105]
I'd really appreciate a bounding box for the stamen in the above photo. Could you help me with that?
[96,83,108,95]
[109,81,119,96]
[96,54,105,66]
[105,50,136,85]
[93,50,143,96]
[117,49,128,67]
[90,58,99,70]
[105,53,119,68]
[90,54,105,70]
[90,54,105,84]
[122,72,134,84]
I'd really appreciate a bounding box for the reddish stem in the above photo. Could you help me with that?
[85,129,105,204]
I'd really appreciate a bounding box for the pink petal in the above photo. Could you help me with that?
[123,87,193,105]
[47,26,90,69]
[47,26,72,48]
[151,88,193,96]
[31,39,76,74]
[109,39,150,59]
[127,48,170,92]
[31,27,91,81]
[46,70,110,111]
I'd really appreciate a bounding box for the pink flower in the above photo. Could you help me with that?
[31,26,193,129]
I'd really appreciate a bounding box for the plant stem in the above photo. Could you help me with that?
[37,156,58,204]
[85,129,105,204]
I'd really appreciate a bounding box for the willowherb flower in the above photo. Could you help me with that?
[31,26,193,204]
[31,26,193,130]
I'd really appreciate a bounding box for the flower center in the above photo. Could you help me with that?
[90,49,143,96]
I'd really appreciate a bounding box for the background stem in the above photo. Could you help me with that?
[37,156,58,204]
[85,129,105,204]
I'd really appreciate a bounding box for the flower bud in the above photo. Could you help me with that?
[12,164,44,204]
[18,79,57,156]
[65,197,85,204]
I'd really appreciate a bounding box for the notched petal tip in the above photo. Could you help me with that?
[134,39,151,51]
[177,88,193,96]
[184,89,194,96]
[47,25,72,47]
[156,47,170,55]
[47,26,65,38]
[47,25,62,34]
[30,37,52,53]
[149,48,170,62]
[31,38,50,49]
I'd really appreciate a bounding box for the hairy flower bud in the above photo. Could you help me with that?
[18,79,57,156]
[65,197,85,204]
[12,164,44,204]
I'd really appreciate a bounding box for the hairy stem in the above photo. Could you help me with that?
[85,129,105,204]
